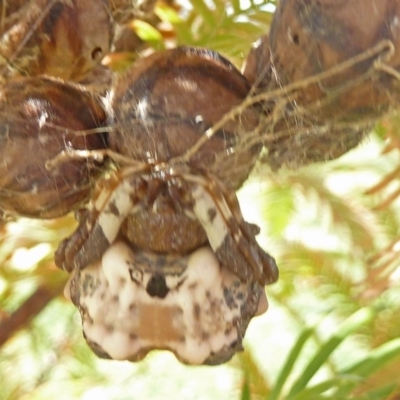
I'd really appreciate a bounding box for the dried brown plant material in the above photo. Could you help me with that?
[110,0,158,23]
[244,0,400,169]
[109,47,261,189]
[0,0,113,81]
[0,76,107,218]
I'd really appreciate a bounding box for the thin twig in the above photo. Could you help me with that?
[173,40,393,164]
[0,282,64,347]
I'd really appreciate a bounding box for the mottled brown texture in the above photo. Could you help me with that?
[55,167,278,286]
[105,47,265,256]
[244,0,400,169]
[0,0,28,16]
[121,189,208,253]
[109,46,262,189]
[110,0,158,23]
[0,76,107,218]
[268,0,400,117]
[0,0,281,367]
[0,0,113,81]
[66,241,267,365]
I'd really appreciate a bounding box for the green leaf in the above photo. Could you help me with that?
[286,308,374,399]
[288,376,362,400]
[131,20,163,42]
[331,338,400,398]
[269,327,314,400]
[344,337,400,377]
[190,0,216,26]
[260,187,295,237]
[155,3,182,24]
[241,377,252,400]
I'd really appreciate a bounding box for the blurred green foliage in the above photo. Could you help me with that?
[1,0,400,399]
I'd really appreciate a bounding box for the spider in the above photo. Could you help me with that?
[53,46,279,364]
[2,0,398,365]
[0,1,278,364]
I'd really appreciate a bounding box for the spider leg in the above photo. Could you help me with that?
[183,173,278,285]
[55,176,144,271]
[45,148,147,170]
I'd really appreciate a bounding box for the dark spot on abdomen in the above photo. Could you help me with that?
[146,273,169,298]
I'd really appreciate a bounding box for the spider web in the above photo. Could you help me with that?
[1,1,399,189]
[1,0,400,363]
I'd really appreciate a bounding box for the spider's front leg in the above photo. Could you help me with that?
[182,174,279,286]
[55,173,147,271]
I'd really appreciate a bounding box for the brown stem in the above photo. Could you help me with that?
[0,283,64,347]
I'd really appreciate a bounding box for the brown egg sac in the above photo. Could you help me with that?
[246,0,400,119]
[0,76,108,219]
[108,46,262,190]
[243,0,400,169]
[0,0,113,81]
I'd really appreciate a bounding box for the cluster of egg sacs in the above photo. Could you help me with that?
[0,1,264,221]
[2,0,400,218]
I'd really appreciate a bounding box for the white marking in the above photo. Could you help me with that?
[97,181,134,243]
[191,185,228,251]
[165,274,186,290]
[194,115,203,124]
[136,98,149,119]
[68,242,266,364]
